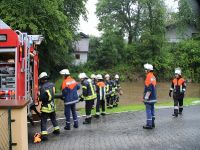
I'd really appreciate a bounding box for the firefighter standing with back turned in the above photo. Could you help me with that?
[79,73,97,124]
[169,68,186,117]
[94,74,106,118]
[143,63,157,129]
[39,72,60,141]
[60,69,80,130]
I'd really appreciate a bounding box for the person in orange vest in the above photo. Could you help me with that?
[94,74,106,118]
[169,68,186,117]
[143,63,157,129]
[60,69,80,130]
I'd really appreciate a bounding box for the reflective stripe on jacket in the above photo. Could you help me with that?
[81,79,96,100]
[96,81,106,100]
[143,72,157,103]
[61,76,80,105]
[170,77,186,99]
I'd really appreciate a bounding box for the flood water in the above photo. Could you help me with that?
[56,81,200,110]
[119,81,200,105]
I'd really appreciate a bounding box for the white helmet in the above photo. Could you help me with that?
[60,69,70,75]
[105,74,110,78]
[39,72,48,79]
[115,74,119,79]
[144,63,153,70]
[175,68,181,75]
[90,74,96,79]
[96,74,103,80]
[78,73,88,79]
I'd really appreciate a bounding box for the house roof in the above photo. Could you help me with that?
[80,32,89,38]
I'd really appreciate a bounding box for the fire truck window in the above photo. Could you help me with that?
[75,54,80,59]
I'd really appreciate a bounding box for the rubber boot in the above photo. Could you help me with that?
[83,118,91,124]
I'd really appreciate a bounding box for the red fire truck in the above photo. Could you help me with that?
[0,19,43,120]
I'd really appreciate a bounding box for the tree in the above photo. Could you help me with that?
[0,0,87,78]
[96,0,141,44]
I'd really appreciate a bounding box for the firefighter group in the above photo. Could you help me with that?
[37,63,186,142]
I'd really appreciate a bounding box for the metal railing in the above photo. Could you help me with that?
[0,108,14,150]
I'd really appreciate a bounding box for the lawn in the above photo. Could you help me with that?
[76,98,200,115]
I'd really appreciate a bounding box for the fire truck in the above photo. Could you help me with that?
[0,19,43,120]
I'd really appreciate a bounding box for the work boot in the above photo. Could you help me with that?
[101,112,106,116]
[143,125,153,129]
[64,123,71,130]
[73,121,79,128]
[83,118,91,124]
[41,135,48,141]
[94,114,100,119]
[178,111,182,115]
[172,113,178,117]
[52,129,60,135]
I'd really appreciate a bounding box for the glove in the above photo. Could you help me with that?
[169,91,172,97]
[79,97,84,102]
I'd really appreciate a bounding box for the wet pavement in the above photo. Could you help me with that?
[28,105,200,150]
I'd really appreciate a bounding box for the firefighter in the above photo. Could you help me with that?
[113,74,122,107]
[39,72,60,141]
[90,74,97,109]
[79,73,97,124]
[105,74,114,108]
[143,63,157,129]
[94,74,106,118]
[60,69,80,130]
[169,68,186,117]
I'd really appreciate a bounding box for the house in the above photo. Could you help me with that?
[165,24,199,43]
[73,32,89,65]
[165,0,200,43]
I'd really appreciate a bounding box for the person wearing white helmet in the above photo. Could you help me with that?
[113,74,122,107]
[105,74,114,108]
[143,63,157,129]
[60,69,80,130]
[79,73,96,124]
[169,68,186,117]
[94,74,106,118]
[38,72,60,141]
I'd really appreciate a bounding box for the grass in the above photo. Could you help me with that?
[77,98,200,115]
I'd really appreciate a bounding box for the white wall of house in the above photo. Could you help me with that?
[166,25,199,43]
[74,52,88,65]
[73,37,89,65]
[75,39,89,52]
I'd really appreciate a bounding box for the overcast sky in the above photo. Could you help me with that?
[79,0,178,36]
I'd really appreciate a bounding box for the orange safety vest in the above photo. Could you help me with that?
[61,76,77,90]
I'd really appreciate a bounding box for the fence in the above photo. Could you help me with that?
[0,108,14,150]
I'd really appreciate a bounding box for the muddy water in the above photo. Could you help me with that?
[56,81,200,110]
[119,81,200,105]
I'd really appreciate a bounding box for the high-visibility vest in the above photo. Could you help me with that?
[40,82,55,113]
[171,78,186,93]
[96,81,106,100]
[82,80,96,100]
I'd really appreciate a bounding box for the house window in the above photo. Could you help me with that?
[75,54,80,59]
